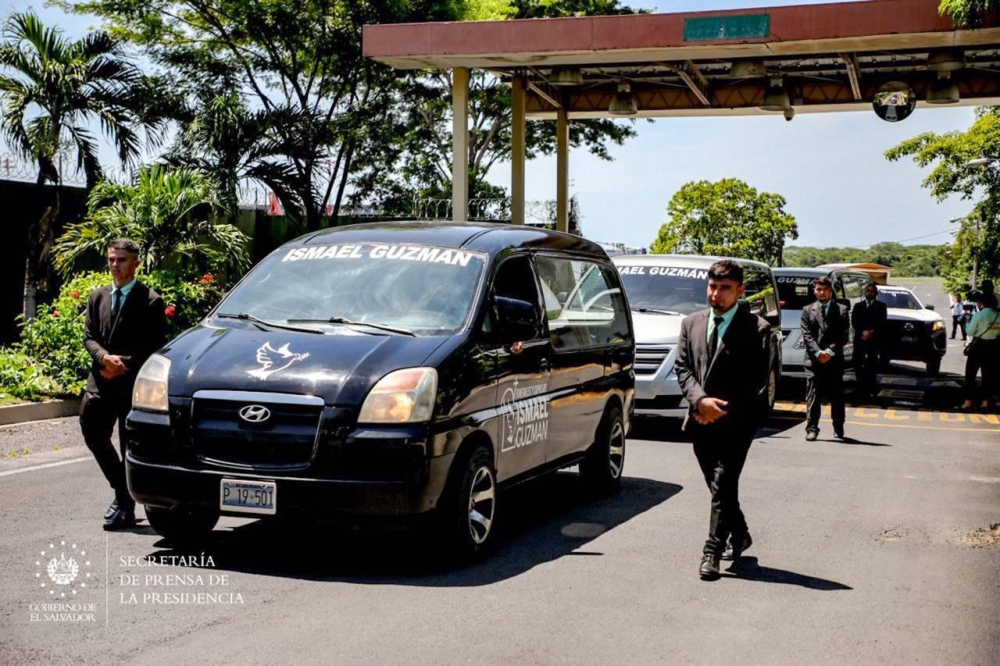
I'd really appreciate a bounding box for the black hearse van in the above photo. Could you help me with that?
[126,222,634,557]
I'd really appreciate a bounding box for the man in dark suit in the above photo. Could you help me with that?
[850,282,888,403]
[80,239,165,530]
[675,260,771,581]
[800,277,849,441]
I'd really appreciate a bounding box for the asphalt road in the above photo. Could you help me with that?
[2,278,997,665]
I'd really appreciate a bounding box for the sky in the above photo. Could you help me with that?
[0,0,983,251]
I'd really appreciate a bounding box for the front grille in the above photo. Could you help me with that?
[635,344,673,375]
[886,320,927,341]
[190,391,323,471]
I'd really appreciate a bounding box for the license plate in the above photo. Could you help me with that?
[220,479,276,515]
[901,336,918,343]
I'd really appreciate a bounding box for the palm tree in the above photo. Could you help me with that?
[0,11,165,318]
[53,165,250,277]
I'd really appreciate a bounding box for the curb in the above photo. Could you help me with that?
[0,399,81,426]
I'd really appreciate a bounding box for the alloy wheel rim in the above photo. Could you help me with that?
[467,466,496,545]
[608,421,625,479]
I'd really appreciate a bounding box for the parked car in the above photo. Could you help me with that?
[612,254,782,419]
[772,267,873,379]
[876,285,947,376]
[126,222,635,558]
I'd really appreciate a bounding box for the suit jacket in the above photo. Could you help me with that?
[84,281,166,394]
[675,306,772,432]
[850,298,888,342]
[800,300,849,370]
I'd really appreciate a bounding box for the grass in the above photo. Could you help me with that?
[0,394,28,406]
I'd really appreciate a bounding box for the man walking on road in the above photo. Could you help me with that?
[801,277,849,441]
[675,260,771,581]
[851,282,887,404]
[80,239,165,530]
[952,294,968,341]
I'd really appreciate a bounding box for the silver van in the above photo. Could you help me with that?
[773,267,872,379]
[612,255,782,420]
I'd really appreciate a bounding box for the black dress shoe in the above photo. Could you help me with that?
[834,427,845,440]
[104,506,136,531]
[805,430,818,442]
[722,533,753,561]
[699,553,721,580]
[104,500,119,520]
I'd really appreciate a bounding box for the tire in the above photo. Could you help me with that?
[926,356,941,378]
[438,446,498,560]
[579,404,625,495]
[145,506,219,547]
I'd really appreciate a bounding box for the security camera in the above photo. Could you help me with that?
[783,107,795,122]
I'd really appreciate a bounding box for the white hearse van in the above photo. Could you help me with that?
[612,254,783,420]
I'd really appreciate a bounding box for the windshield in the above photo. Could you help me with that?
[617,265,708,315]
[877,290,922,310]
[215,242,487,335]
[776,275,819,310]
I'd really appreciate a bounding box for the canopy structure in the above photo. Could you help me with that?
[363,0,1000,230]
[818,262,893,284]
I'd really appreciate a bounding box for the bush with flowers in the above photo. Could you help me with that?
[0,269,228,399]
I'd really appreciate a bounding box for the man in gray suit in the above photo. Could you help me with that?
[800,276,849,441]
[675,260,771,580]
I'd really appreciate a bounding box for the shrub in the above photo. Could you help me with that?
[4,268,228,399]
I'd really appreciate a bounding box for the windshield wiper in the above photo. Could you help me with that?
[632,307,684,316]
[287,317,416,337]
[216,312,322,335]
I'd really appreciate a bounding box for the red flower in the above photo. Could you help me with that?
[201,273,214,284]
[70,290,80,298]
[52,310,59,318]
[164,305,177,317]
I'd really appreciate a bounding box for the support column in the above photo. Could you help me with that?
[556,107,569,233]
[452,67,469,222]
[511,75,526,226]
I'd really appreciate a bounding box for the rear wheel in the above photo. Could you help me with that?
[580,404,625,495]
[144,506,219,547]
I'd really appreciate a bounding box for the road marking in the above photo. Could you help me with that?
[0,457,90,478]
[774,401,1000,428]
[769,416,1000,434]
[969,476,1000,483]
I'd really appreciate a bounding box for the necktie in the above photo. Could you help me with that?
[709,316,723,359]
[822,303,829,319]
[112,289,122,319]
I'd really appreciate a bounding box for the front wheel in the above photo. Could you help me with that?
[144,506,219,547]
[579,404,625,495]
[926,356,941,378]
[438,446,498,560]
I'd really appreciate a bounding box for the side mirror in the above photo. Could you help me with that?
[925,304,935,311]
[494,296,540,342]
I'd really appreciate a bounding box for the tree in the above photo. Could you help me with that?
[349,0,644,216]
[885,105,1000,291]
[53,165,250,276]
[939,0,1000,28]
[64,0,467,230]
[0,11,166,318]
[651,179,798,264]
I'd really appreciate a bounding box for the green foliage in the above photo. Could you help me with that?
[3,269,226,399]
[783,244,950,277]
[651,179,799,264]
[939,0,1000,28]
[54,165,250,278]
[885,105,1000,290]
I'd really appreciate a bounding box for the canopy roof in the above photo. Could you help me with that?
[363,0,1000,119]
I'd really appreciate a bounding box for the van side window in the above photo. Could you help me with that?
[486,255,543,337]
[535,256,629,350]
[842,275,864,301]
[743,267,777,318]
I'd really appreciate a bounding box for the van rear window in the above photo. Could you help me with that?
[775,276,817,310]
[216,243,487,335]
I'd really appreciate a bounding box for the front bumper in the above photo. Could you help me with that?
[125,401,454,517]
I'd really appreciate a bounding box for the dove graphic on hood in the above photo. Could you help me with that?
[247,342,311,380]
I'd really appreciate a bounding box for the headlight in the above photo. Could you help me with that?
[132,354,170,413]
[931,320,944,332]
[358,367,438,424]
